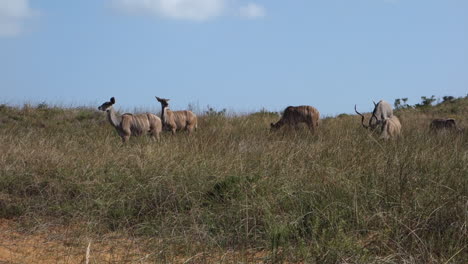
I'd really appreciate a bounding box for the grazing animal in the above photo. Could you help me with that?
[355,100,393,130]
[367,100,393,130]
[98,97,162,143]
[270,105,320,133]
[430,118,462,132]
[380,116,402,139]
[355,102,401,139]
[155,96,198,135]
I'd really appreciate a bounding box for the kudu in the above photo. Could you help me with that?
[270,105,320,133]
[380,116,402,139]
[368,100,393,130]
[355,100,401,139]
[430,118,462,132]
[155,96,198,135]
[98,97,162,143]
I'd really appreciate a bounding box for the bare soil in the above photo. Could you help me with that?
[0,219,160,263]
[0,219,273,264]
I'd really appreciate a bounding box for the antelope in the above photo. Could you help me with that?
[430,118,462,132]
[366,100,393,130]
[355,101,401,139]
[270,105,320,133]
[98,97,162,143]
[155,96,198,135]
[380,116,402,139]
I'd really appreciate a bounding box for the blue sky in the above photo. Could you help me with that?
[1,0,467,116]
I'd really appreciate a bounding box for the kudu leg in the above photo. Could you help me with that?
[187,125,195,135]
[307,123,315,133]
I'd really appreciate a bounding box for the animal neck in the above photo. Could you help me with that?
[106,107,121,128]
[274,119,285,128]
[161,106,171,123]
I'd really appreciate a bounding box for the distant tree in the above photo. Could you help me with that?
[394,98,401,109]
[442,96,455,103]
[205,105,226,117]
[37,102,49,109]
[337,113,350,118]
[415,95,436,108]
[250,108,279,117]
[394,97,410,110]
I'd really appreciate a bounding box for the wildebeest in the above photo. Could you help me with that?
[430,118,462,132]
[270,105,320,133]
[155,96,198,135]
[98,97,162,143]
[355,101,401,139]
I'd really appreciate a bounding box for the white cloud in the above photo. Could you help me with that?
[113,0,226,21]
[113,0,266,21]
[0,0,37,37]
[239,3,265,19]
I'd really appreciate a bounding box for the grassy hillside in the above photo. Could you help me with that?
[0,99,467,263]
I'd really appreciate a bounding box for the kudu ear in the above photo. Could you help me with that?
[156,96,168,103]
[110,97,115,104]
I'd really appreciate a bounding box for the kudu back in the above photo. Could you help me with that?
[270,105,320,133]
[430,118,463,133]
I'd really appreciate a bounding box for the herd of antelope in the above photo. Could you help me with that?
[98,97,463,143]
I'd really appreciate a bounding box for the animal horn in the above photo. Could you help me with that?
[371,111,379,123]
[373,100,377,106]
[355,105,368,129]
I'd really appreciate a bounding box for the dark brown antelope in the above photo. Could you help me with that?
[270,105,320,133]
[430,118,462,132]
[98,97,162,143]
[155,96,198,135]
[355,103,401,139]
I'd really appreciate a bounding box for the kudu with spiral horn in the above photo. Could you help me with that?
[355,100,401,139]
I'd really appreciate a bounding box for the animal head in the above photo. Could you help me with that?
[355,104,377,130]
[98,97,115,112]
[270,122,280,131]
[355,100,392,130]
[369,101,380,129]
[155,96,170,108]
[445,119,457,128]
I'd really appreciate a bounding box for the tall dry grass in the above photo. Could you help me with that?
[0,100,466,263]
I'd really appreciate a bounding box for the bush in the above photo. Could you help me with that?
[415,95,436,108]
[204,105,227,116]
